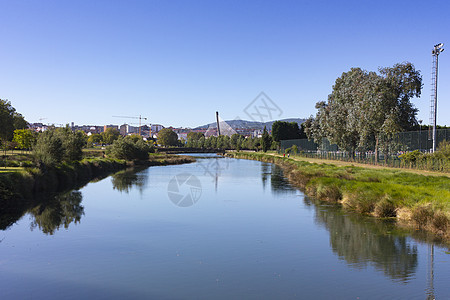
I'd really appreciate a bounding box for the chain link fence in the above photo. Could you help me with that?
[280,129,450,171]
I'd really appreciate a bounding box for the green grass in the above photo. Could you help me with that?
[228,151,450,240]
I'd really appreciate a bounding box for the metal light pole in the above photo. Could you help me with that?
[418,120,422,151]
[430,43,444,153]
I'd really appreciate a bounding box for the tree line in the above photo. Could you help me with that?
[182,121,305,151]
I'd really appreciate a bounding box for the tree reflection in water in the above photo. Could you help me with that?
[261,162,270,190]
[314,205,418,282]
[260,161,419,282]
[29,191,84,235]
[111,167,147,193]
[261,163,296,195]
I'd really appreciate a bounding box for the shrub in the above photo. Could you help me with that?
[411,205,433,228]
[107,136,154,160]
[399,150,423,164]
[61,130,85,161]
[373,197,397,218]
[33,127,86,166]
[33,130,63,166]
[432,211,449,233]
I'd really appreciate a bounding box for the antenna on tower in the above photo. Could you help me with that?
[429,43,444,153]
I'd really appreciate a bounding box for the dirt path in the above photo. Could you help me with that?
[266,153,450,178]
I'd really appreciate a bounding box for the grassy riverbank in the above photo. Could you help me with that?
[0,154,195,202]
[227,152,450,241]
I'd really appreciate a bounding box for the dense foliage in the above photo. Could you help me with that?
[261,126,271,152]
[87,128,120,146]
[0,99,27,141]
[305,62,422,158]
[13,129,37,150]
[185,133,274,151]
[271,121,304,142]
[157,128,179,147]
[399,141,450,171]
[34,127,86,166]
[107,135,154,160]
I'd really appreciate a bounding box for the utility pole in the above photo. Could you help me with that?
[430,43,444,153]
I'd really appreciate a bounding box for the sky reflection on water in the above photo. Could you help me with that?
[0,156,449,299]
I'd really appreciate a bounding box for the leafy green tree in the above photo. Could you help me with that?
[187,132,204,140]
[230,134,240,149]
[271,121,302,142]
[101,127,120,144]
[13,129,37,150]
[157,128,178,147]
[33,127,86,166]
[0,99,28,141]
[13,114,27,131]
[217,135,231,149]
[87,133,102,145]
[261,126,271,152]
[186,132,205,148]
[305,62,422,158]
[58,128,86,161]
[107,136,153,160]
[253,137,261,151]
[34,130,64,166]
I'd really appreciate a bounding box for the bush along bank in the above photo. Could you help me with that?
[0,154,196,202]
[0,158,128,201]
[226,152,450,242]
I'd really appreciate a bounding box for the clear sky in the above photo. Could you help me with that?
[1,0,449,128]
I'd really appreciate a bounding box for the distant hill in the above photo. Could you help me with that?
[194,118,306,131]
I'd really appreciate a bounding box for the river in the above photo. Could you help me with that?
[0,154,449,299]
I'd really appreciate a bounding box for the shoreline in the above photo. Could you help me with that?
[226,152,450,245]
[0,154,195,203]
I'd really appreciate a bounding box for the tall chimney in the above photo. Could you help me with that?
[216,111,221,136]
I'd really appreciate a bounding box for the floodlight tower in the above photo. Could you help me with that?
[430,43,444,153]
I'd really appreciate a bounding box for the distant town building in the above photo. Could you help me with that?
[177,132,188,141]
[67,124,103,134]
[104,124,119,132]
[29,123,48,132]
[119,124,146,137]
[151,124,164,133]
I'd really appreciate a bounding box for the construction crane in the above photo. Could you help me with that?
[112,115,148,136]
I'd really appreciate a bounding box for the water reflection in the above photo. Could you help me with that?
[0,197,29,231]
[196,156,231,191]
[314,205,418,282]
[111,167,148,193]
[30,191,84,235]
[261,163,296,195]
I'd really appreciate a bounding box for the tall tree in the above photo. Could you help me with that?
[271,121,302,142]
[13,129,37,150]
[102,127,120,144]
[0,99,27,141]
[305,62,422,158]
[261,126,271,152]
[157,128,178,147]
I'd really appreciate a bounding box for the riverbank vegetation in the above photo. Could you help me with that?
[283,140,450,173]
[304,62,422,161]
[0,121,195,202]
[183,121,303,151]
[227,152,450,242]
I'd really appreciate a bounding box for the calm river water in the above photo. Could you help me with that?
[0,154,449,299]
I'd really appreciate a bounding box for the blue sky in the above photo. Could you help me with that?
[1,0,449,128]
